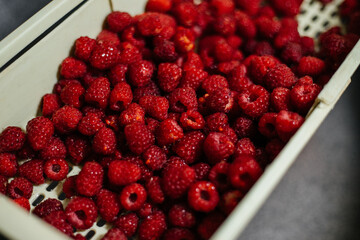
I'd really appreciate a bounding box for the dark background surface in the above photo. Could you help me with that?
[0,1,359,240]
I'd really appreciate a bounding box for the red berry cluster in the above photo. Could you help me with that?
[0,0,359,239]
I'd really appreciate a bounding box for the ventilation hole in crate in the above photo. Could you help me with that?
[304,25,310,32]
[86,230,96,240]
[316,31,321,38]
[46,181,59,191]
[331,11,337,17]
[300,9,307,15]
[68,165,73,172]
[320,5,326,11]
[97,219,106,227]
[32,194,45,206]
[309,0,316,5]
[312,15,319,22]
[323,20,330,27]
[58,192,66,200]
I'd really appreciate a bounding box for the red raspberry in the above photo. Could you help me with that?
[118,103,145,126]
[60,57,86,79]
[96,189,121,222]
[264,64,297,90]
[108,64,128,86]
[296,76,314,86]
[300,36,315,56]
[180,68,208,91]
[213,39,234,62]
[44,211,73,237]
[97,29,121,46]
[234,11,256,39]
[102,228,127,240]
[75,161,103,196]
[220,190,243,214]
[274,28,301,49]
[65,135,91,164]
[114,212,139,237]
[237,85,270,118]
[249,55,279,84]
[258,113,278,139]
[128,60,154,87]
[156,119,184,146]
[153,38,178,62]
[236,0,261,15]
[222,126,238,144]
[40,137,66,160]
[119,183,147,211]
[137,202,157,219]
[0,127,26,153]
[125,122,155,155]
[146,0,172,12]
[84,77,111,109]
[0,175,7,194]
[234,138,256,158]
[290,83,321,114]
[13,197,30,211]
[0,153,17,177]
[33,198,63,218]
[60,82,85,108]
[233,116,257,138]
[42,94,61,117]
[118,41,142,64]
[214,15,236,37]
[168,204,196,228]
[81,105,105,119]
[205,113,229,133]
[139,96,169,121]
[208,161,230,191]
[162,161,195,198]
[271,87,293,112]
[90,42,120,70]
[188,181,219,212]
[173,2,198,27]
[157,63,182,92]
[163,228,195,240]
[180,110,205,130]
[65,196,97,230]
[173,27,195,53]
[78,112,105,136]
[202,75,229,94]
[253,41,275,56]
[54,79,81,95]
[173,131,205,164]
[7,177,33,199]
[92,127,116,155]
[192,162,211,181]
[62,175,77,198]
[138,211,167,240]
[145,116,160,133]
[229,156,263,192]
[108,160,141,186]
[197,212,225,240]
[109,82,133,111]
[107,11,132,33]
[121,25,146,49]
[206,88,234,113]
[52,105,82,134]
[276,110,305,142]
[146,176,165,204]
[44,158,69,181]
[255,16,281,39]
[204,132,235,165]
[182,52,204,71]
[137,13,164,36]
[266,138,285,160]
[124,155,153,182]
[74,36,96,61]
[19,159,44,185]
[320,34,347,60]
[297,56,326,77]
[133,81,161,102]
[281,42,303,63]
[16,141,36,160]
[168,87,198,113]
[26,116,54,151]
[142,145,167,171]
[270,0,301,17]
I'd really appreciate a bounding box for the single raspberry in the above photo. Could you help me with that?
[255,16,281,39]
[197,212,225,240]
[168,87,198,113]
[139,96,169,121]
[92,127,116,155]
[108,82,133,111]
[180,110,205,130]
[227,68,252,93]
[145,117,159,134]
[253,41,275,56]
[60,57,86,79]
[114,212,139,237]
[232,116,257,138]
[290,83,321,114]
[137,202,158,219]
[124,155,153,182]
[133,81,161,102]
[81,67,104,88]
[221,126,238,144]
[220,190,243,214]
[182,52,204,71]
[210,0,235,15]
[107,11,132,33]
[213,14,236,37]
[40,137,67,160]
[168,204,196,228]
[234,138,256,158]
[270,0,301,17]
[121,25,146,50]
[108,64,128,86]
[13,197,30,211]
[163,228,195,240]
[153,38,178,62]
[205,113,228,133]
[74,36,96,61]
[0,175,7,194]
[274,28,301,49]
[108,160,141,186]
[125,122,155,155]
[281,42,303,63]
[300,36,315,56]
[96,29,121,46]
[18,159,44,185]
[0,153,17,177]
[54,79,81,95]
[206,88,234,113]
[264,64,297,90]
[208,161,230,191]
[78,112,104,136]
[156,119,184,146]
[118,103,145,126]
[235,10,256,39]
[237,85,270,118]
[89,42,120,70]
[173,131,205,164]
[157,63,182,92]
[203,74,230,94]
[84,77,111,109]
[0,127,26,153]
[6,177,33,199]
[44,158,69,181]
[138,211,167,240]
[16,140,36,160]
[276,110,305,142]
[297,56,326,77]
[128,60,154,87]
[173,27,195,53]
[145,176,165,204]
[33,198,63,218]
[180,68,208,91]
[137,13,164,36]
[119,183,147,211]
[60,82,85,108]
[173,2,198,27]
[266,138,285,160]
[75,161,103,197]
[52,105,82,134]
[188,181,219,212]
[81,106,105,120]
[213,39,234,63]
[204,132,235,165]
[96,189,121,222]
[192,162,211,181]
[249,55,279,84]
[62,175,77,198]
[142,145,167,171]
[42,94,61,117]
[118,41,142,64]
[65,197,97,230]
[258,113,278,139]
[271,87,293,112]
[26,116,54,151]
[146,0,172,12]
[44,211,73,237]
[65,135,91,164]
[101,228,127,240]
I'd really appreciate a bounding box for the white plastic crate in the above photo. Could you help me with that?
[0,0,359,240]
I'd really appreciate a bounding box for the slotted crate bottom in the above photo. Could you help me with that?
[26,0,345,239]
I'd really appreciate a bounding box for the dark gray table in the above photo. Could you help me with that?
[0,1,359,240]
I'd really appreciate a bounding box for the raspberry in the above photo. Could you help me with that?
[63,176,77,198]
[119,41,142,64]
[96,189,121,222]
[125,122,155,155]
[60,82,85,108]
[237,85,270,118]
[137,13,164,36]
[297,56,326,77]
[214,14,236,36]
[266,138,285,160]
[236,0,261,15]
[42,94,61,117]
[13,197,30,211]
[145,176,165,204]
[124,155,153,182]
[146,117,160,134]
[192,162,211,181]
[44,211,73,237]
[108,64,128,86]
[156,119,184,146]
[300,36,315,56]
[19,159,44,185]
[153,38,178,62]
[249,55,279,84]
[202,75,229,94]
[258,113,278,139]
[81,106,105,119]
[133,81,161,102]
[180,68,208,91]
[270,0,301,17]
[173,2,198,27]
[65,196,97,230]
[142,145,167,171]
[205,113,228,133]
[229,156,263,192]
[204,132,235,165]
[92,127,116,155]
[107,11,132,33]
[168,87,198,113]
[54,79,81,95]
[220,190,243,214]
[90,42,120,70]
[118,103,145,126]
[157,63,182,92]
[78,112,105,136]
[276,110,305,142]
[114,212,139,237]
[234,138,256,158]
[97,29,121,46]
[271,87,293,112]
[173,131,205,164]
[44,158,69,181]
[6,177,33,199]
[180,110,205,130]
[188,181,219,212]
[16,140,36,160]
[82,68,104,88]
[163,228,195,240]
[235,11,256,39]
[74,36,96,61]
[108,82,133,111]
[128,60,154,87]
[33,198,63,218]
[52,105,82,134]
[119,183,147,211]
[60,57,87,79]
[75,162,103,196]
[182,52,204,71]
[139,96,169,121]
[102,228,127,240]
[138,211,167,240]
[253,41,275,56]
[0,175,7,194]
[137,202,157,219]
[281,42,303,63]
[168,204,196,228]
[162,161,196,198]
[197,212,225,240]
[146,0,172,12]
[206,88,234,113]
[0,153,17,177]
[208,161,230,191]
[84,77,111,109]
[255,16,281,39]
[213,39,234,62]
[290,83,321,114]
[232,116,256,138]
[26,116,54,151]
[108,160,141,186]
[0,127,26,153]
[264,64,297,90]
[173,27,196,53]
[65,135,91,164]
[40,137,67,160]
[274,29,301,50]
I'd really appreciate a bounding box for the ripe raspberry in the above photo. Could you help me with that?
[118,41,142,64]
[54,79,81,95]
[168,204,196,228]
[205,113,228,133]
[220,190,243,214]
[137,202,158,219]
[0,175,7,194]
[33,198,63,218]
[182,52,204,71]
[75,162,103,196]
[253,41,275,56]
[109,82,133,111]
[300,36,315,56]
[108,64,128,85]
[206,88,234,113]
[0,127,26,153]
[271,87,293,112]
[258,113,278,139]
[78,112,105,136]
[235,10,257,39]
[276,110,305,142]
[157,63,182,92]
[222,126,238,144]
[204,132,235,165]
[108,160,141,186]
[255,16,281,39]
[107,11,132,33]
[162,162,195,198]
[62,175,77,198]
[168,87,198,113]
[232,116,256,138]
[128,60,154,87]
[65,197,97,230]
[118,103,145,126]
[133,81,161,102]
[96,189,121,222]
[281,42,303,63]
[40,137,67,160]
[96,29,121,46]
[44,211,73,237]
[139,96,169,121]
[92,127,116,155]
[81,106,105,119]
[81,68,104,88]
[137,13,164,36]
[138,211,167,240]
[211,0,235,15]
[60,82,85,108]
[153,38,178,62]
[7,177,33,199]
[44,158,69,181]
[202,75,229,94]
[65,134,91,164]
[13,197,30,211]
[237,85,270,118]
[142,145,167,171]
[0,153,17,177]
[125,122,155,155]
[16,140,36,160]
[266,138,285,160]
[249,55,279,84]
[42,94,61,117]
[104,115,120,132]
[274,28,301,49]
[146,0,172,12]
[26,116,54,151]
[163,228,195,240]
[180,110,205,130]
[229,156,263,191]
[173,27,195,53]
[156,119,184,146]
[124,155,153,182]
[213,14,236,36]
[192,162,211,181]
[85,77,111,109]
[173,131,205,164]
[188,181,219,212]
[60,57,86,79]
[270,0,301,17]
[102,228,127,240]
[227,66,252,93]
[114,212,139,237]
[18,159,44,185]
[297,56,326,77]
[234,138,256,158]
[180,68,208,91]
[208,161,230,191]
[173,2,198,27]
[145,176,165,204]
[197,212,225,240]
[74,36,96,61]
[264,64,297,90]
[90,42,120,70]
[52,105,82,134]
[119,183,147,211]
[290,83,321,114]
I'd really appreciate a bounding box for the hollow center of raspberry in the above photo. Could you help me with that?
[14,187,24,197]
[248,93,259,102]
[174,101,186,111]
[129,193,138,202]
[75,210,87,221]
[200,190,210,201]
[52,164,61,173]
[266,123,275,132]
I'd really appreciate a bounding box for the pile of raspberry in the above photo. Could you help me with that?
[0,0,359,239]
